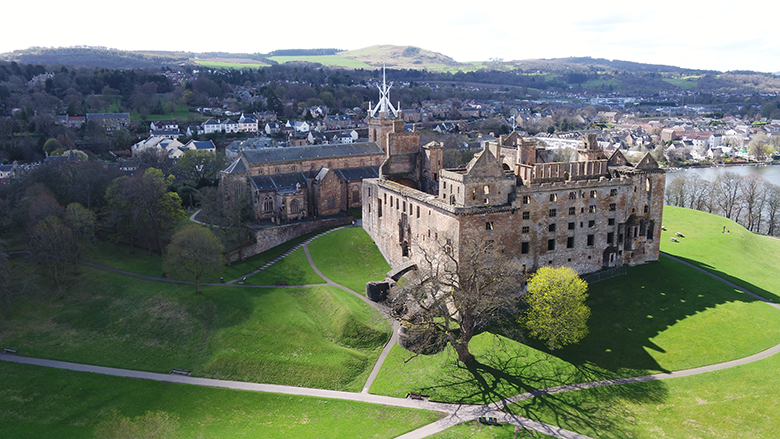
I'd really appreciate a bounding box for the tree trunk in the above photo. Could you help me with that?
[195,275,201,294]
[452,341,475,364]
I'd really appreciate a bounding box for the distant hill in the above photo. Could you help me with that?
[338,45,464,69]
[0,47,193,69]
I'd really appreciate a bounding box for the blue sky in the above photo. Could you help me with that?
[2,0,778,73]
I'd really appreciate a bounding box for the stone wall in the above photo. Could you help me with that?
[228,217,352,263]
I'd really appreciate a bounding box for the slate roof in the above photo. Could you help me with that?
[250,172,308,191]
[191,140,216,150]
[334,166,380,181]
[224,158,248,174]
[241,142,383,164]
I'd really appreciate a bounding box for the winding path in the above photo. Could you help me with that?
[5,233,780,439]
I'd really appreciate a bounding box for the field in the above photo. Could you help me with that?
[268,55,372,69]
[307,227,391,293]
[662,75,701,89]
[194,60,270,70]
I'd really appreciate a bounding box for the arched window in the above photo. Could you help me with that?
[352,187,360,203]
[290,199,299,214]
[263,196,273,213]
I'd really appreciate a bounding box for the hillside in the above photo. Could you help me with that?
[338,45,464,69]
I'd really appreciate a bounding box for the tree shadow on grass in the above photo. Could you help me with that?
[415,339,668,439]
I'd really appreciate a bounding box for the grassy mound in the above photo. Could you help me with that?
[245,247,325,286]
[307,227,391,293]
[0,268,390,391]
[0,361,441,439]
[660,205,780,302]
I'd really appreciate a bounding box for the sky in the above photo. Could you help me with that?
[2,0,778,73]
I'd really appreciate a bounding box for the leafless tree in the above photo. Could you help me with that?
[390,235,525,364]
[712,171,742,219]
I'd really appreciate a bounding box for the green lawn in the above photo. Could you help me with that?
[660,206,780,303]
[0,361,441,439]
[506,342,780,439]
[244,247,325,286]
[432,421,555,438]
[370,258,780,403]
[307,227,391,293]
[0,269,389,391]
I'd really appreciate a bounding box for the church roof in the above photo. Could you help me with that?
[241,142,383,164]
[334,166,380,181]
[250,172,308,191]
[224,158,248,174]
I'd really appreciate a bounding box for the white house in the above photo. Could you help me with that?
[203,118,222,134]
[223,119,238,134]
[238,113,258,133]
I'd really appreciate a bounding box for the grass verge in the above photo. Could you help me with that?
[0,361,441,439]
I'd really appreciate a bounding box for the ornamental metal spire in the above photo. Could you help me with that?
[368,63,399,119]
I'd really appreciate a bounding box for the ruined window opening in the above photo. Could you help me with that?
[647,223,655,240]
[522,195,530,204]
[384,193,387,205]
[368,187,371,197]
[549,223,556,232]
[610,188,618,196]
[549,209,557,217]
[589,205,596,213]
[403,201,406,212]
[472,189,476,200]
[634,187,637,192]
[567,236,574,248]
[450,195,456,204]
[416,206,420,218]
[569,192,576,200]
[378,202,382,217]
[640,221,646,236]
[568,207,576,215]
[589,220,595,228]
[443,181,447,190]
[484,185,490,195]
[644,205,649,214]
[632,208,636,213]
[548,239,556,251]
[609,203,616,211]
[608,218,615,226]
[521,242,529,254]
[607,232,614,244]
[522,226,530,234]
[568,222,575,230]
[390,197,393,208]
[581,207,585,213]
[550,193,557,202]
[580,221,584,228]
[618,233,623,243]
[590,190,597,198]
[523,211,530,220]
[486,221,494,230]
[634,227,638,238]
[646,178,651,192]
[587,234,595,246]
[368,203,371,213]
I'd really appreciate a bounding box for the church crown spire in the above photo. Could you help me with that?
[368,63,399,119]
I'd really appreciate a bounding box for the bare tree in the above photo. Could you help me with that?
[29,216,77,299]
[765,184,780,236]
[712,171,742,219]
[739,174,766,232]
[665,175,687,207]
[390,236,525,364]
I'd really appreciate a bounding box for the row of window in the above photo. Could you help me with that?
[545,188,621,203]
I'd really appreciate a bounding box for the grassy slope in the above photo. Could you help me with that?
[0,270,389,391]
[431,421,555,438]
[307,227,391,293]
[371,249,780,404]
[0,361,441,439]
[245,247,325,286]
[660,205,780,302]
